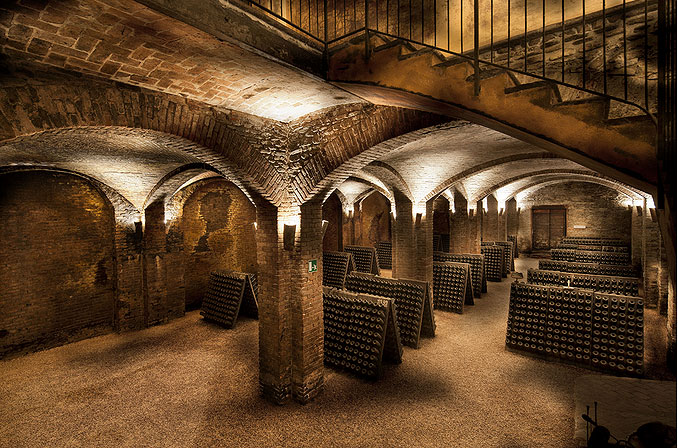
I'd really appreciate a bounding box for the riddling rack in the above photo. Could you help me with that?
[557,244,629,253]
[562,237,628,247]
[344,245,381,275]
[527,269,641,296]
[376,241,392,270]
[538,260,639,278]
[432,261,474,313]
[323,252,355,289]
[506,283,643,376]
[507,235,519,257]
[433,234,443,252]
[551,249,630,265]
[433,252,486,297]
[483,241,514,274]
[345,272,435,348]
[481,245,505,282]
[201,271,258,328]
[323,287,403,379]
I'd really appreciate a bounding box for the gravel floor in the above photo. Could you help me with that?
[0,258,639,448]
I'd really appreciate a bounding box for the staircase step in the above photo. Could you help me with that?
[505,81,561,106]
[465,68,507,83]
[552,97,611,122]
[398,47,445,62]
[433,55,470,68]
[373,39,403,53]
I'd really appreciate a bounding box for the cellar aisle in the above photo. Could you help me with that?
[0,258,643,448]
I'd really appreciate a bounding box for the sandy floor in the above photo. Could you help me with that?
[0,258,670,448]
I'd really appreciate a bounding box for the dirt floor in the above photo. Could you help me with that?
[0,257,673,448]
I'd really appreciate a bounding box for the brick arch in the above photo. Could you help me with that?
[0,67,279,201]
[306,116,447,204]
[421,153,562,203]
[507,177,646,204]
[0,165,139,221]
[143,163,226,211]
[471,170,649,204]
[0,125,264,209]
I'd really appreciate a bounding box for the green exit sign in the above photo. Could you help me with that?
[308,259,318,273]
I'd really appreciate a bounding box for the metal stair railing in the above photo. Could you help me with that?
[245,0,665,121]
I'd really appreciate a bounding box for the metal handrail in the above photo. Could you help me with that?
[246,0,659,120]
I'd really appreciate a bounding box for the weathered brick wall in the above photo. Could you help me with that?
[516,181,632,253]
[321,191,343,252]
[506,198,518,241]
[355,190,391,247]
[168,178,257,309]
[482,195,499,241]
[0,170,115,357]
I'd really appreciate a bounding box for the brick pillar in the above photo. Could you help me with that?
[352,201,362,245]
[255,197,324,404]
[292,200,324,402]
[450,190,469,253]
[255,198,291,404]
[483,195,499,241]
[143,200,185,327]
[667,276,676,371]
[114,209,145,331]
[643,201,661,307]
[413,200,434,285]
[393,189,415,279]
[498,207,507,241]
[469,201,482,253]
[631,205,643,269]
[659,234,669,315]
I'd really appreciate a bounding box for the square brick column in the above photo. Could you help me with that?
[642,200,661,308]
[631,205,643,269]
[254,198,291,404]
[413,200,434,285]
[469,202,482,253]
[292,200,324,403]
[393,190,415,279]
[143,200,185,327]
[482,195,499,241]
[255,198,324,404]
[450,191,469,253]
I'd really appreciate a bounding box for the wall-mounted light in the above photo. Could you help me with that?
[252,221,258,231]
[283,224,296,250]
[321,220,329,238]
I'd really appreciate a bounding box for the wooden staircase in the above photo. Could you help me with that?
[328,33,657,194]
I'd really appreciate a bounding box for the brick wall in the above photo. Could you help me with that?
[169,178,257,309]
[516,182,632,253]
[355,190,391,247]
[0,170,115,357]
[321,192,343,252]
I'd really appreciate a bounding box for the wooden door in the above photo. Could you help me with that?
[532,207,566,249]
[549,209,566,247]
[532,209,551,249]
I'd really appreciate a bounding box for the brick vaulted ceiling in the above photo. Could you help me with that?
[0,0,362,122]
[333,120,648,207]
[0,127,223,210]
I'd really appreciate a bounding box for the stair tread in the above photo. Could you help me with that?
[554,97,610,107]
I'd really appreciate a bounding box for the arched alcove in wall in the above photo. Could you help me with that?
[166,177,257,310]
[355,190,392,247]
[322,191,344,252]
[0,170,116,357]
